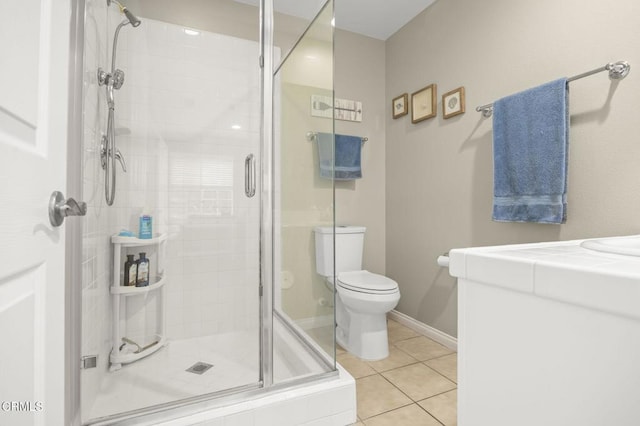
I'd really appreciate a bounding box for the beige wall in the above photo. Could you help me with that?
[385,0,640,337]
[335,31,387,275]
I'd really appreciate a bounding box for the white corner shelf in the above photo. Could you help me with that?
[110,232,168,371]
[110,275,167,296]
[111,233,168,246]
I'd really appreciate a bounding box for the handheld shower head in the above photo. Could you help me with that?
[123,8,141,27]
[107,0,142,28]
[108,1,141,74]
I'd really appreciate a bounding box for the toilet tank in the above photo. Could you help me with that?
[314,226,366,277]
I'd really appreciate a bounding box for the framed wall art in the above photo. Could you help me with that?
[392,93,408,119]
[442,86,465,119]
[411,84,437,123]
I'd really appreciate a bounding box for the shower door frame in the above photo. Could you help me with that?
[68,0,87,424]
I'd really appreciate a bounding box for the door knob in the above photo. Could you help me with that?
[49,191,88,227]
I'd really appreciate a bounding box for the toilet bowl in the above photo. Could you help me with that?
[334,271,400,360]
[315,226,401,361]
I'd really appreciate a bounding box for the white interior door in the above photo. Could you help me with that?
[0,1,72,425]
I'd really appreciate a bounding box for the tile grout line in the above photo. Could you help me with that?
[425,351,458,362]
[378,366,456,406]
[356,373,415,420]
[417,387,458,403]
[420,362,458,385]
[389,338,455,361]
[361,402,416,422]
[365,359,422,374]
[361,402,446,426]
[414,402,447,426]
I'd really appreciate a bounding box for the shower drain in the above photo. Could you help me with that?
[186,362,213,375]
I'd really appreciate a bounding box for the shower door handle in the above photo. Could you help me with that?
[245,154,256,198]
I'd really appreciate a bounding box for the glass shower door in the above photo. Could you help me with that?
[80,1,263,422]
[272,0,337,382]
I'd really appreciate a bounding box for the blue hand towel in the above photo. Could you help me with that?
[492,78,569,224]
[317,133,362,181]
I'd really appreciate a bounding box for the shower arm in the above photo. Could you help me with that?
[111,20,129,74]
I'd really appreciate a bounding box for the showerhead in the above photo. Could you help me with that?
[123,8,141,28]
[108,0,141,75]
[108,0,142,28]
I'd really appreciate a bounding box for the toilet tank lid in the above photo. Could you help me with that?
[314,226,366,234]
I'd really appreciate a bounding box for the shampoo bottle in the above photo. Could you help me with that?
[136,252,150,287]
[123,254,137,287]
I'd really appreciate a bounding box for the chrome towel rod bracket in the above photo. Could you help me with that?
[476,60,631,118]
[306,131,368,143]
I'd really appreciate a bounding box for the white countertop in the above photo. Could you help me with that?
[449,236,640,320]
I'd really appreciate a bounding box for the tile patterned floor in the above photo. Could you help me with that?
[341,318,457,426]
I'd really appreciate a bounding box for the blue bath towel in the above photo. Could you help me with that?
[492,78,569,224]
[317,133,362,180]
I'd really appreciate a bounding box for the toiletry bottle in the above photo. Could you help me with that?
[136,252,150,287]
[123,254,137,287]
[139,212,153,239]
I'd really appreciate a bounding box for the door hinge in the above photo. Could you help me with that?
[259,55,264,68]
[259,285,263,297]
[81,355,98,369]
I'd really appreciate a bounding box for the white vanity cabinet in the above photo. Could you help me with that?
[449,238,640,426]
[109,233,168,371]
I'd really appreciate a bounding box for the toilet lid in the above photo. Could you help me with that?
[337,270,398,294]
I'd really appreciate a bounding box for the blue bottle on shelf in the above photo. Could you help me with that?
[139,214,152,239]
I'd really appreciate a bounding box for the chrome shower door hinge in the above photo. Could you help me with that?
[81,355,98,369]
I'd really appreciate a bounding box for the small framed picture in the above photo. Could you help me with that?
[411,84,437,123]
[392,93,408,119]
[442,87,465,119]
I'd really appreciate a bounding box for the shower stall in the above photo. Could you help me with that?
[77,0,351,424]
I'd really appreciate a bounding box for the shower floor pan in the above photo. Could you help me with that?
[86,319,334,422]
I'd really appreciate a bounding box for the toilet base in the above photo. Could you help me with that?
[337,312,390,361]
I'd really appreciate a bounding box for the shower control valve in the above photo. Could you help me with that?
[97,67,125,90]
[97,67,109,86]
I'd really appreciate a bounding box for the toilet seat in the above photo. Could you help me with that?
[337,270,398,294]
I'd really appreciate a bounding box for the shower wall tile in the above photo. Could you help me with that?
[114,18,261,343]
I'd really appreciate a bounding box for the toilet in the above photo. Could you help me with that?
[314,226,400,361]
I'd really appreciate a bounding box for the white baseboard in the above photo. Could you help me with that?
[388,310,457,351]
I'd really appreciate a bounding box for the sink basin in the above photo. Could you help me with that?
[580,235,640,257]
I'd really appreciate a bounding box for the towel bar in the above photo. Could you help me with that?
[306,131,367,144]
[476,60,630,118]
